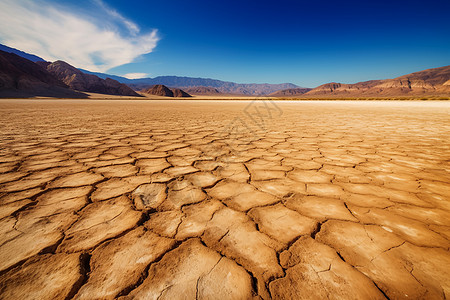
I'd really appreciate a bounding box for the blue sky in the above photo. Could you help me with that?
[0,0,449,87]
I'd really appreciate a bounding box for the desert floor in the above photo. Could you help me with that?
[0,99,449,299]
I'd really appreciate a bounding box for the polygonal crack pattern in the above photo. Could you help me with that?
[0,100,449,299]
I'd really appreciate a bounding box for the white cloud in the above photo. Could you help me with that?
[0,0,158,72]
[123,73,149,79]
[92,0,140,36]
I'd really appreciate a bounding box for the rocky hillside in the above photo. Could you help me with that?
[172,88,191,97]
[304,66,450,97]
[142,85,191,97]
[143,85,174,97]
[0,50,87,98]
[270,66,450,98]
[37,61,141,97]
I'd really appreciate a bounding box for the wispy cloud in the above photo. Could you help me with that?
[92,0,140,36]
[0,0,158,72]
[123,73,149,79]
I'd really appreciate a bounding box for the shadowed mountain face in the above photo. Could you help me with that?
[0,50,87,98]
[172,88,191,97]
[143,84,174,97]
[184,86,221,95]
[300,66,450,97]
[143,85,191,97]
[38,61,141,97]
[269,88,312,97]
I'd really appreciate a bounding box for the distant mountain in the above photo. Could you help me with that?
[39,61,141,97]
[142,85,191,97]
[132,77,299,95]
[269,88,312,97]
[79,69,133,83]
[5,44,447,98]
[184,86,222,95]
[80,70,300,95]
[302,66,450,97]
[0,44,45,63]
[0,50,87,98]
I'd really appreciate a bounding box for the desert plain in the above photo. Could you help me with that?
[0,99,449,299]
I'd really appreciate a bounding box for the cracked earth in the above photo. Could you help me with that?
[0,99,449,299]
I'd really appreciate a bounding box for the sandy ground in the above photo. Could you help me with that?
[0,99,449,299]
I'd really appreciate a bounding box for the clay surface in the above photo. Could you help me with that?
[0,100,449,299]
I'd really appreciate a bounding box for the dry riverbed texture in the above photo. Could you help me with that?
[0,99,449,299]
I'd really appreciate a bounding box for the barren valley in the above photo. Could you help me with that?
[0,99,449,299]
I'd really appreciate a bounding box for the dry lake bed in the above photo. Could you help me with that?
[0,99,449,299]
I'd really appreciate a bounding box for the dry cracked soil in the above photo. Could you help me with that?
[0,99,449,299]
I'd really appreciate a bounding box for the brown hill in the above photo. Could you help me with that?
[0,50,87,98]
[172,88,192,98]
[269,88,312,97]
[40,61,141,97]
[143,85,191,97]
[304,66,450,97]
[184,86,221,95]
[143,84,174,97]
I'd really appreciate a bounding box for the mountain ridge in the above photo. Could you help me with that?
[272,66,450,98]
[39,61,141,97]
[0,50,87,98]
[0,44,45,63]
[1,44,449,98]
[80,70,300,95]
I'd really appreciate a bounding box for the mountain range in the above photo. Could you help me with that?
[0,43,449,98]
[81,70,299,95]
[0,45,141,98]
[37,61,140,97]
[0,45,301,96]
[272,66,450,98]
[0,50,87,98]
[0,44,45,63]
[80,62,450,98]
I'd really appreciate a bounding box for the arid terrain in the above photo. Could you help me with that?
[0,99,449,299]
